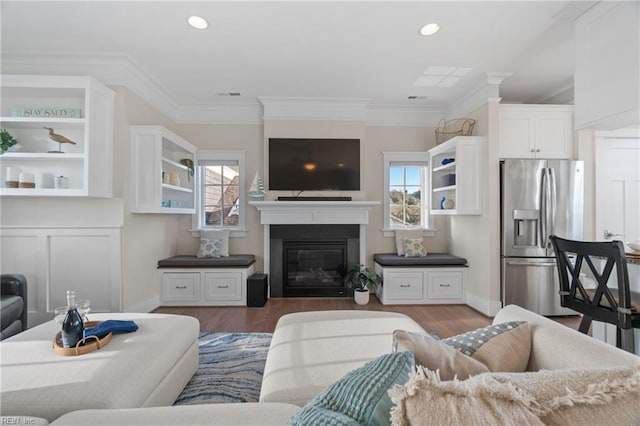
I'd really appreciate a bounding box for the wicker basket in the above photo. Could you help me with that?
[435,118,476,145]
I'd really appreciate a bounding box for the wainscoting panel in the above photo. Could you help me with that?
[1,227,122,327]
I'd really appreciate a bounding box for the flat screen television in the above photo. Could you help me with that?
[268,138,360,191]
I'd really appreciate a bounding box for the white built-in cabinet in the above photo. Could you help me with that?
[428,136,484,215]
[0,75,115,197]
[373,263,466,305]
[159,265,255,306]
[130,126,197,214]
[574,2,639,130]
[498,104,573,159]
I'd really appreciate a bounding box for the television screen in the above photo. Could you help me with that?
[269,138,360,191]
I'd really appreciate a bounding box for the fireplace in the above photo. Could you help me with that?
[270,224,359,297]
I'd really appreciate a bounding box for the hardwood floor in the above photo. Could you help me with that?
[154,297,580,338]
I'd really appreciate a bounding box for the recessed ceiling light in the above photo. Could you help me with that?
[188,16,208,30]
[419,23,440,36]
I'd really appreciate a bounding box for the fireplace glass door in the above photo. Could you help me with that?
[283,241,347,296]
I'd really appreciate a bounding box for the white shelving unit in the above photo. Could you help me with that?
[428,136,484,215]
[130,125,197,214]
[0,75,115,197]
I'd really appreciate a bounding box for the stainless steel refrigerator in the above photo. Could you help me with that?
[500,159,584,316]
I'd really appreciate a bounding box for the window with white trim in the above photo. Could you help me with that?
[382,152,430,231]
[195,150,245,233]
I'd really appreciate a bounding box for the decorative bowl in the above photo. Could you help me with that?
[626,241,640,252]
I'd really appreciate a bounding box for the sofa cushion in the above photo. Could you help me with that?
[289,351,415,426]
[392,330,489,380]
[441,321,531,373]
[488,367,640,426]
[389,367,544,426]
[402,238,427,257]
[393,322,531,378]
[1,294,23,328]
[374,253,467,267]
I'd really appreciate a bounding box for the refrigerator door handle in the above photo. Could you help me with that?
[549,167,556,243]
[540,168,548,249]
[506,260,556,267]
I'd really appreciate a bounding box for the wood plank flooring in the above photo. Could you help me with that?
[154,298,580,338]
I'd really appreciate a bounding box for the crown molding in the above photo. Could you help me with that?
[1,52,474,127]
[445,72,512,119]
[259,96,371,122]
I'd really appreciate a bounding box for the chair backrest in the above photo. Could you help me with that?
[550,235,632,329]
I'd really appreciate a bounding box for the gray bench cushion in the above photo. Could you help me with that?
[374,253,467,267]
[157,255,256,268]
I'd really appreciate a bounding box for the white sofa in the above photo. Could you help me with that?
[5,305,639,425]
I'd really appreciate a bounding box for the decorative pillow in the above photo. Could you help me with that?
[394,229,423,256]
[289,351,415,426]
[402,238,427,257]
[389,367,544,426]
[487,367,640,426]
[393,330,489,381]
[392,322,531,380]
[442,321,531,373]
[196,238,222,258]
[200,229,230,257]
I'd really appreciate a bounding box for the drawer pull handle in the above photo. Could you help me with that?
[218,285,229,289]
[176,285,187,289]
[400,284,411,288]
[440,284,451,287]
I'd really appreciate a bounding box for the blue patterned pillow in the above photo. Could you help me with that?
[289,351,415,426]
[196,238,222,258]
[403,238,427,257]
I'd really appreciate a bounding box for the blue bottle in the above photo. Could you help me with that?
[440,197,446,209]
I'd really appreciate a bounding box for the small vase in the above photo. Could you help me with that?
[354,289,370,305]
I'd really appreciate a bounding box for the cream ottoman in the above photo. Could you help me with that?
[1,313,199,422]
[259,310,426,406]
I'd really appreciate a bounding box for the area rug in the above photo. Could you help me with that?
[173,332,272,405]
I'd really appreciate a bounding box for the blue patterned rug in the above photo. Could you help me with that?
[174,332,272,405]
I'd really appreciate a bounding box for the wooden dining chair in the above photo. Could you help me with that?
[550,235,640,353]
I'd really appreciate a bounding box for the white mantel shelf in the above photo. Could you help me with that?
[249,201,381,286]
[249,201,380,225]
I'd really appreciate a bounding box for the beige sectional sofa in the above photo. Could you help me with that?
[3,305,639,425]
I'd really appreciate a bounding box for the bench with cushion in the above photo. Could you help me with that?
[157,255,256,306]
[373,253,468,305]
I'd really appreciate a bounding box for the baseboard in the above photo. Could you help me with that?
[124,295,160,313]
[465,292,503,317]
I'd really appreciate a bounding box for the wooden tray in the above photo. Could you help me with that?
[53,321,112,356]
[626,251,640,260]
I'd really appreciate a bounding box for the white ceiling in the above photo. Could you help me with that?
[1,1,588,113]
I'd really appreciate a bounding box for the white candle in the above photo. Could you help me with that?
[6,167,21,181]
[19,172,35,183]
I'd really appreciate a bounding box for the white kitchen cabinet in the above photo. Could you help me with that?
[158,264,254,306]
[130,125,197,214]
[574,2,640,130]
[373,263,466,305]
[429,136,484,215]
[0,75,114,197]
[499,104,573,159]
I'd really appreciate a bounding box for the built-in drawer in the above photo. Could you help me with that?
[427,271,463,299]
[386,271,424,300]
[162,272,201,302]
[204,272,242,301]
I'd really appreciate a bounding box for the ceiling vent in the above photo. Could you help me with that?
[217,92,242,97]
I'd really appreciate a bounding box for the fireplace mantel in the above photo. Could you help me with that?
[249,201,380,295]
[249,201,379,224]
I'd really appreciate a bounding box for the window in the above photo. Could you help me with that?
[382,152,430,234]
[194,150,246,234]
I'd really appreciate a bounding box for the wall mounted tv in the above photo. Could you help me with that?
[268,138,360,191]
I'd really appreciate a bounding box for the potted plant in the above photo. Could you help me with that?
[0,129,18,154]
[344,263,381,305]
